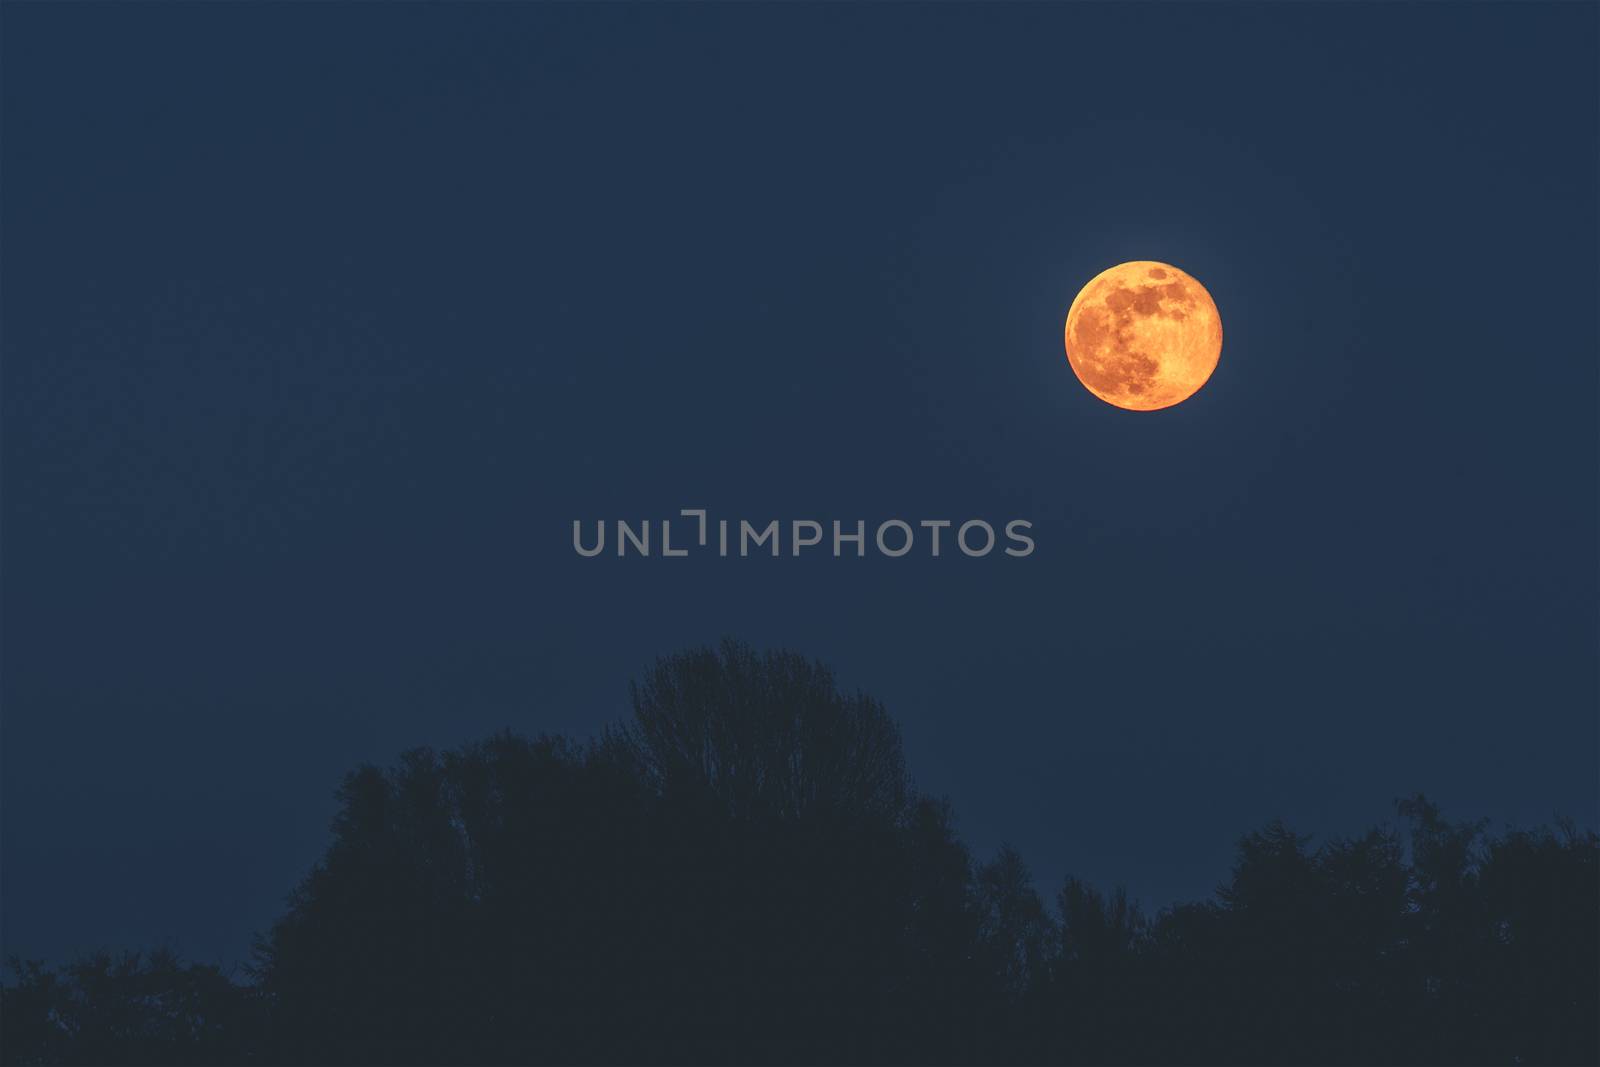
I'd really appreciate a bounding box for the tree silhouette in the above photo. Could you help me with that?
[625,640,908,824]
[0,951,263,1066]
[3,642,1596,1066]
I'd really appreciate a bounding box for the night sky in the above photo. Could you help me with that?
[4,3,1595,970]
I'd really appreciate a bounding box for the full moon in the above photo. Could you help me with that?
[1064,261,1222,411]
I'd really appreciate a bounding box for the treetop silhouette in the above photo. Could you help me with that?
[4,641,1595,1066]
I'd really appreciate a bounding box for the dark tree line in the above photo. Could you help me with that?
[4,641,1596,1065]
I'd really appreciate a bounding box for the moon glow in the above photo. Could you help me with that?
[1064,261,1222,411]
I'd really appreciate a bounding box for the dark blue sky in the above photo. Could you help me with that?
[4,3,1596,969]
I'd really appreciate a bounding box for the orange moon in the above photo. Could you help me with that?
[1064,261,1222,411]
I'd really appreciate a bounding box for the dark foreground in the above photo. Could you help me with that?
[4,643,1596,1065]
